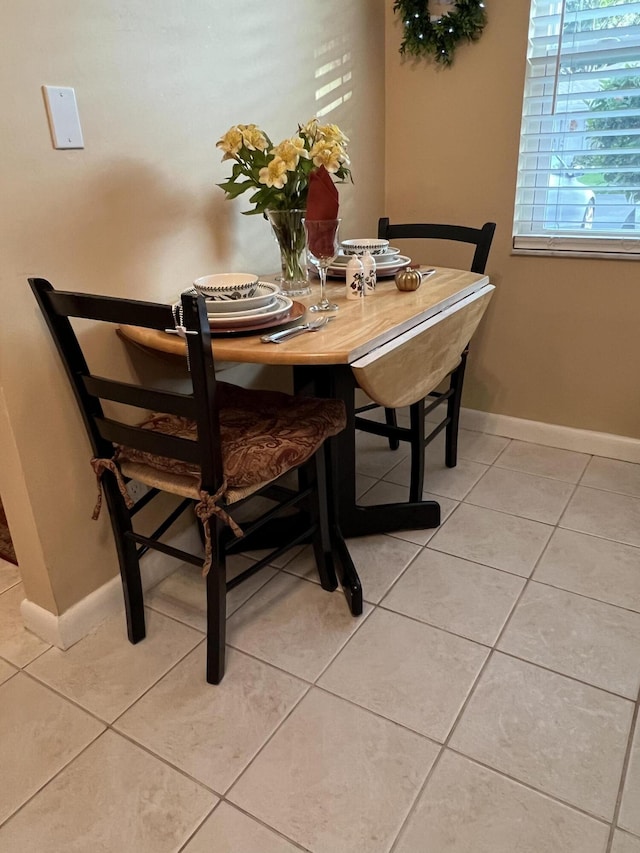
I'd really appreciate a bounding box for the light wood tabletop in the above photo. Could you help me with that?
[119,267,490,366]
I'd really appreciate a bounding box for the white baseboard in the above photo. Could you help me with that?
[357,386,640,464]
[21,522,202,650]
[460,406,640,464]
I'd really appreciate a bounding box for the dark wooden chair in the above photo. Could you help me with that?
[30,278,360,684]
[354,219,496,502]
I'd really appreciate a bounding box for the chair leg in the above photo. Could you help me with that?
[409,400,426,503]
[384,407,400,450]
[206,521,227,684]
[446,347,468,468]
[104,474,146,645]
[307,446,338,592]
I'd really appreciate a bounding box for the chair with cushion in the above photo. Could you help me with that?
[354,219,496,502]
[30,278,360,684]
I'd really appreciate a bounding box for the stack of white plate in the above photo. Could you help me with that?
[179,282,294,329]
[327,247,411,279]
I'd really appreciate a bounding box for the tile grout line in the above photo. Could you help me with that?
[174,801,221,853]
[0,726,106,831]
[604,697,640,853]
[445,746,615,828]
[372,594,640,701]
[507,575,640,618]
[387,743,447,853]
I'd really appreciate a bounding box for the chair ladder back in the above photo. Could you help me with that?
[377,219,496,274]
[29,279,222,477]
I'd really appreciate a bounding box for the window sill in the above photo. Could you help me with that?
[512,236,640,260]
[512,247,640,260]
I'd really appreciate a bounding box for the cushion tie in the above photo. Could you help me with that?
[195,486,244,576]
[90,457,243,577]
[90,456,134,520]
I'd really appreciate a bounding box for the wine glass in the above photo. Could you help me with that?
[304,218,341,312]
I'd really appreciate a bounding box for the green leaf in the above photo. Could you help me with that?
[222,180,255,199]
[230,162,246,179]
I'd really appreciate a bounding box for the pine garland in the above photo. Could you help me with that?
[394,0,487,66]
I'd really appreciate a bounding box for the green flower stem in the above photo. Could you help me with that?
[267,209,308,287]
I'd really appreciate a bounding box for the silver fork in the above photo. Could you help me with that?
[261,316,333,343]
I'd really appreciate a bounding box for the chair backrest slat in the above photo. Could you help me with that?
[83,375,197,418]
[96,418,202,464]
[46,289,174,329]
[378,218,496,275]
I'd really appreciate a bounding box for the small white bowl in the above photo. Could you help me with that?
[340,238,390,256]
[193,273,259,301]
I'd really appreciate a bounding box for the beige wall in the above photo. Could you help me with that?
[0,0,385,614]
[385,2,640,439]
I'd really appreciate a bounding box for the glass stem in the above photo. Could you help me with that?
[318,265,328,307]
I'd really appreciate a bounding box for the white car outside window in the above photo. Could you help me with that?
[544,156,637,232]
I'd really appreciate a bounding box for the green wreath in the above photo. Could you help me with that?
[394,0,487,66]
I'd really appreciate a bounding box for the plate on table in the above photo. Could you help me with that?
[204,281,280,313]
[206,294,280,319]
[331,250,407,268]
[175,282,280,314]
[334,246,401,262]
[209,300,306,336]
[327,255,412,278]
[207,294,293,328]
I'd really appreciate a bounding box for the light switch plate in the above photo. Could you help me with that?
[42,86,84,149]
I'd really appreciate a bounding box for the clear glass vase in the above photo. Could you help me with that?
[266,209,311,297]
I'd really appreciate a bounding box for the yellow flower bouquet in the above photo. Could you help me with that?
[216,118,351,214]
[216,119,352,294]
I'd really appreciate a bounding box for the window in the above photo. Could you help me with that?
[513,0,640,257]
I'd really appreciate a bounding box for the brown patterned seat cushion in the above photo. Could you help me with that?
[116,381,346,504]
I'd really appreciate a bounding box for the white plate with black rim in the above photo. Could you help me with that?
[179,282,281,314]
[327,255,412,278]
[207,293,293,327]
[206,296,280,319]
[334,246,402,263]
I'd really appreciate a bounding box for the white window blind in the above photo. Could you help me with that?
[513,0,640,256]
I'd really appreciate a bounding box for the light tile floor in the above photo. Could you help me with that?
[1,425,640,852]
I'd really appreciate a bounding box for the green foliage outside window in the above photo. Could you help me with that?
[563,0,640,204]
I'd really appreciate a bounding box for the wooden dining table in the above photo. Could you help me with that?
[119,266,493,540]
